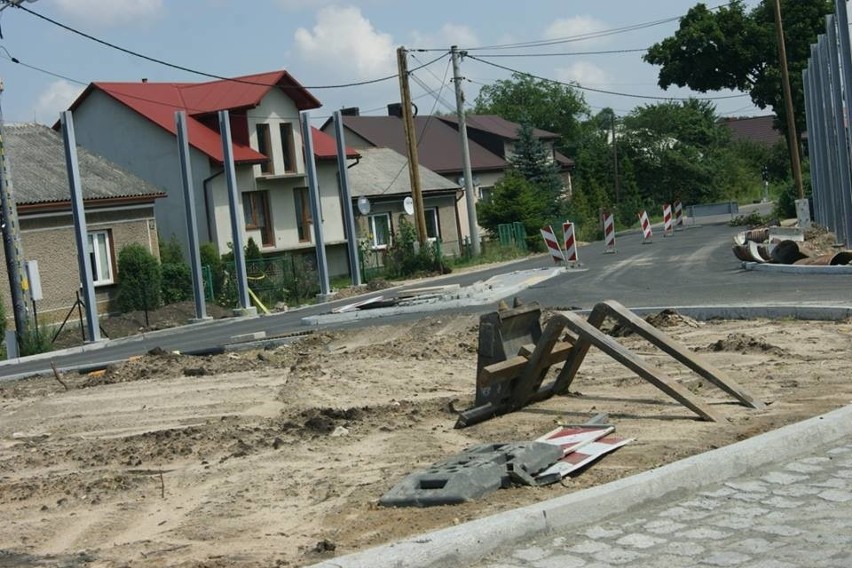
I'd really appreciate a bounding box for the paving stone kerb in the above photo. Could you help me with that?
[306,404,852,568]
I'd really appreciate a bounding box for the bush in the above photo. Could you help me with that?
[200,242,224,300]
[117,243,162,312]
[18,323,53,357]
[161,262,193,304]
[384,216,446,278]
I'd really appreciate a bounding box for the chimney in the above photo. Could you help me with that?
[141,78,148,83]
[340,107,360,116]
[387,103,403,118]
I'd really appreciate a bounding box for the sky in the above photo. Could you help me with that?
[0,0,768,129]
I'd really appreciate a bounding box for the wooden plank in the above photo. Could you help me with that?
[598,300,765,409]
[559,310,725,422]
[478,342,574,387]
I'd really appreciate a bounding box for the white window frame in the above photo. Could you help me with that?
[87,230,114,286]
[425,207,440,242]
[368,213,392,250]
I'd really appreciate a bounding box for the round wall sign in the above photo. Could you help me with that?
[403,196,415,215]
[357,196,371,215]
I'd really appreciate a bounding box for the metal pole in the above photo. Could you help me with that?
[611,111,620,205]
[451,45,481,256]
[60,111,100,342]
[218,110,252,312]
[833,0,852,241]
[826,14,852,245]
[818,36,844,242]
[175,111,209,321]
[803,68,821,224]
[332,110,362,287]
[811,43,831,229]
[299,110,331,298]
[773,0,805,200]
[396,46,428,246]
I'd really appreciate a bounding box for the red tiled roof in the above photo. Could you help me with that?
[64,71,326,165]
[440,114,560,141]
[719,115,783,146]
[311,127,359,160]
[339,115,507,174]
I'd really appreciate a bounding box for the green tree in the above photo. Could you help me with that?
[510,121,565,208]
[477,171,552,248]
[116,243,162,312]
[644,0,832,142]
[473,73,589,154]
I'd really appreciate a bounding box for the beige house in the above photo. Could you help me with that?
[0,123,165,323]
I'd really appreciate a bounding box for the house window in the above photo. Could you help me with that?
[479,186,493,204]
[280,123,297,173]
[294,187,312,242]
[425,208,440,241]
[256,124,272,174]
[369,213,391,249]
[243,190,273,247]
[87,230,113,286]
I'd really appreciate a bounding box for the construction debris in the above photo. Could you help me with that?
[456,300,764,428]
[732,223,851,265]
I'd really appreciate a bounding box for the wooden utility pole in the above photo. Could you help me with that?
[396,46,428,246]
[773,0,805,200]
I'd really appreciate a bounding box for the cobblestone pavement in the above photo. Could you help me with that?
[473,442,852,568]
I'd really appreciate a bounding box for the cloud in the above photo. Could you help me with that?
[555,61,610,87]
[544,15,609,45]
[293,6,395,79]
[410,23,480,49]
[33,80,83,125]
[276,0,335,10]
[53,0,164,28]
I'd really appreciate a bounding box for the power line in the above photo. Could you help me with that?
[5,1,443,90]
[0,47,87,86]
[472,48,650,58]
[466,55,749,102]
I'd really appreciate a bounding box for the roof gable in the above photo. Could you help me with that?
[64,70,323,165]
[5,123,166,207]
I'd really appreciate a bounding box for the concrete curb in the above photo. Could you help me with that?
[608,304,852,321]
[742,261,852,274]
[307,404,852,568]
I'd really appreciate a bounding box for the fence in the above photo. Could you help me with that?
[497,222,528,252]
[203,253,319,308]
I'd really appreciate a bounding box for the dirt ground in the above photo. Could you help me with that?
[2,309,852,567]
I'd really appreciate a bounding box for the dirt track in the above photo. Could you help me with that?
[2,311,851,567]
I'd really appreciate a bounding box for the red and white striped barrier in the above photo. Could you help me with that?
[540,225,565,264]
[602,211,616,254]
[674,200,684,229]
[562,220,578,265]
[663,203,673,237]
[639,210,652,243]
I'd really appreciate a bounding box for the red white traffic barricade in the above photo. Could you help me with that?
[662,203,673,237]
[639,210,652,243]
[674,200,684,229]
[562,220,578,265]
[540,225,565,264]
[602,210,616,253]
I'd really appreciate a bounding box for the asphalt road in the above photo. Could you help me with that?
[2,217,850,380]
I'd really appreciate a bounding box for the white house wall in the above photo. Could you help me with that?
[69,90,216,255]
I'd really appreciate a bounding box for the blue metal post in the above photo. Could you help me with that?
[299,111,331,297]
[332,110,362,287]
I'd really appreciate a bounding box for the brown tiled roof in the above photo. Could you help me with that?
[440,114,560,141]
[339,115,507,175]
[719,115,783,146]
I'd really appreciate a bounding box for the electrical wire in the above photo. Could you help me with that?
[0,47,87,85]
[466,54,749,102]
[5,1,446,90]
[471,48,650,58]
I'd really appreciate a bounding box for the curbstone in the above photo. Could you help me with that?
[306,404,852,568]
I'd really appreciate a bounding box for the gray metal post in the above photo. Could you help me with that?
[332,110,362,287]
[451,45,481,256]
[803,68,821,225]
[836,0,852,236]
[218,110,252,313]
[299,111,331,298]
[819,35,845,243]
[0,90,29,347]
[811,43,831,228]
[826,15,852,245]
[175,111,209,321]
[60,111,100,342]
[814,37,839,239]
